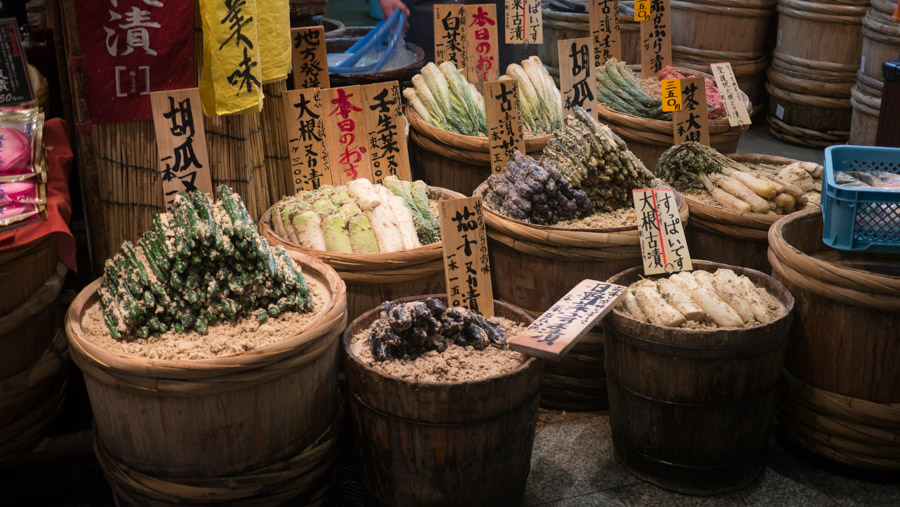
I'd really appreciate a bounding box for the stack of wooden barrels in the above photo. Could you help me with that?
[767,0,869,147]
[849,0,900,145]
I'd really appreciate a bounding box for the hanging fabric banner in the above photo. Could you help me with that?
[257,0,291,83]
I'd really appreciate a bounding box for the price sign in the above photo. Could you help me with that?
[510,279,626,359]
[558,38,597,117]
[661,78,682,112]
[632,188,692,275]
[466,4,500,84]
[150,88,213,210]
[434,4,468,68]
[322,85,374,184]
[284,88,332,192]
[291,26,330,90]
[672,77,710,145]
[590,0,621,64]
[362,81,412,184]
[709,62,751,128]
[635,0,651,21]
[505,0,543,44]
[525,0,543,44]
[640,0,672,78]
[439,197,494,317]
[0,18,33,107]
[485,80,525,174]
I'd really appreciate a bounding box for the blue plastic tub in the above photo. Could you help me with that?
[822,145,900,253]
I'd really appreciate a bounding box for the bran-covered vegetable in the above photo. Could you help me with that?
[98,186,313,340]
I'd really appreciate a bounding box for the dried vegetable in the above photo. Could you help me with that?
[98,186,312,340]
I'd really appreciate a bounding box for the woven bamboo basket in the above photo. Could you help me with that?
[539,5,641,71]
[260,80,293,212]
[768,209,900,471]
[65,251,347,505]
[682,153,818,274]
[598,66,750,171]
[849,83,881,145]
[407,107,552,196]
[290,0,327,17]
[260,186,463,322]
[477,183,688,410]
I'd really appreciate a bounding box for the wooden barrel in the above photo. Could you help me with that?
[673,50,769,110]
[343,295,543,507]
[599,66,750,171]
[683,153,818,274]
[849,83,881,145]
[861,8,900,85]
[480,184,689,410]
[671,0,775,56]
[261,186,463,322]
[65,252,348,505]
[539,5,641,71]
[326,38,426,88]
[768,209,900,471]
[604,260,795,495]
[766,81,852,148]
[407,106,551,196]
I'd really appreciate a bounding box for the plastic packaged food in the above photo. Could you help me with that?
[0,107,44,182]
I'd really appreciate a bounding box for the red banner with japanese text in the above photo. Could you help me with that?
[73,0,195,124]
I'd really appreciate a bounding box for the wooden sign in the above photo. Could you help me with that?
[660,78,682,112]
[709,62,752,128]
[291,26,330,90]
[484,80,525,174]
[434,4,468,68]
[558,38,597,117]
[321,85,374,184]
[525,0,543,44]
[284,88,333,192]
[510,280,626,359]
[590,0,621,65]
[362,81,412,184]
[466,4,500,84]
[439,197,494,317]
[0,18,34,107]
[640,0,672,78]
[634,0,651,21]
[505,0,543,44]
[150,88,213,209]
[673,77,710,145]
[632,188,692,275]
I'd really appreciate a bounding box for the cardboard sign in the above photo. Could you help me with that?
[640,0,672,78]
[321,85,374,184]
[466,4,500,84]
[558,38,597,117]
[284,88,333,192]
[150,88,213,209]
[709,62,751,128]
[434,4,468,68]
[632,188,692,275]
[505,0,543,44]
[661,78,681,112]
[634,0,651,21]
[510,280,626,359]
[673,77,710,145]
[0,19,34,107]
[439,197,494,317]
[291,26,330,90]
[590,0,621,65]
[362,81,412,184]
[484,80,525,174]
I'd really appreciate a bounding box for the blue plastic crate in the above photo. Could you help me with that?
[822,145,900,253]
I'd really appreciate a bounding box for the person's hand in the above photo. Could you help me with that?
[379,0,410,28]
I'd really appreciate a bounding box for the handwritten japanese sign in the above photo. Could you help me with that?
[466,4,500,84]
[150,88,213,210]
[559,38,597,117]
[632,188,692,275]
[0,19,34,107]
[709,62,751,128]
[439,197,494,317]
[322,85,373,184]
[510,280,626,359]
[661,78,681,112]
[505,0,543,44]
[73,0,194,123]
[434,4,468,68]
[639,0,672,79]
[673,77,710,145]
[291,26,330,90]
[199,0,263,115]
[284,88,332,192]
[485,80,525,175]
[635,0,651,21]
[590,0,621,65]
[525,0,543,44]
[362,81,412,184]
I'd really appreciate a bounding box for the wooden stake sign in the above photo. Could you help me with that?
[660,78,682,112]
[510,280,626,359]
[558,38,597,117]
[150,88,213,209]
[640,0,672,78]
[525,0,543,44]
[439,197,494,317]
[291,26,330,90]
[434,4,468,68]
[362,81,412,184]
[485,80,525,174]
[590,0,621,65]
[505,0,543,44]
[632,188,692,275]
[466,4,500,84]
[673,77,710,145]
[709,62,752,127]
[321,85,374,184]
[284,88,333,192]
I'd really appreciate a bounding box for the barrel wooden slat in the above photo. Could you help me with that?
[849,84,881,145]
[539,6,641,69]
[861,9,900,85]
[672,0,774,54]
[604,260,794,495]
[343,296,542,507]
